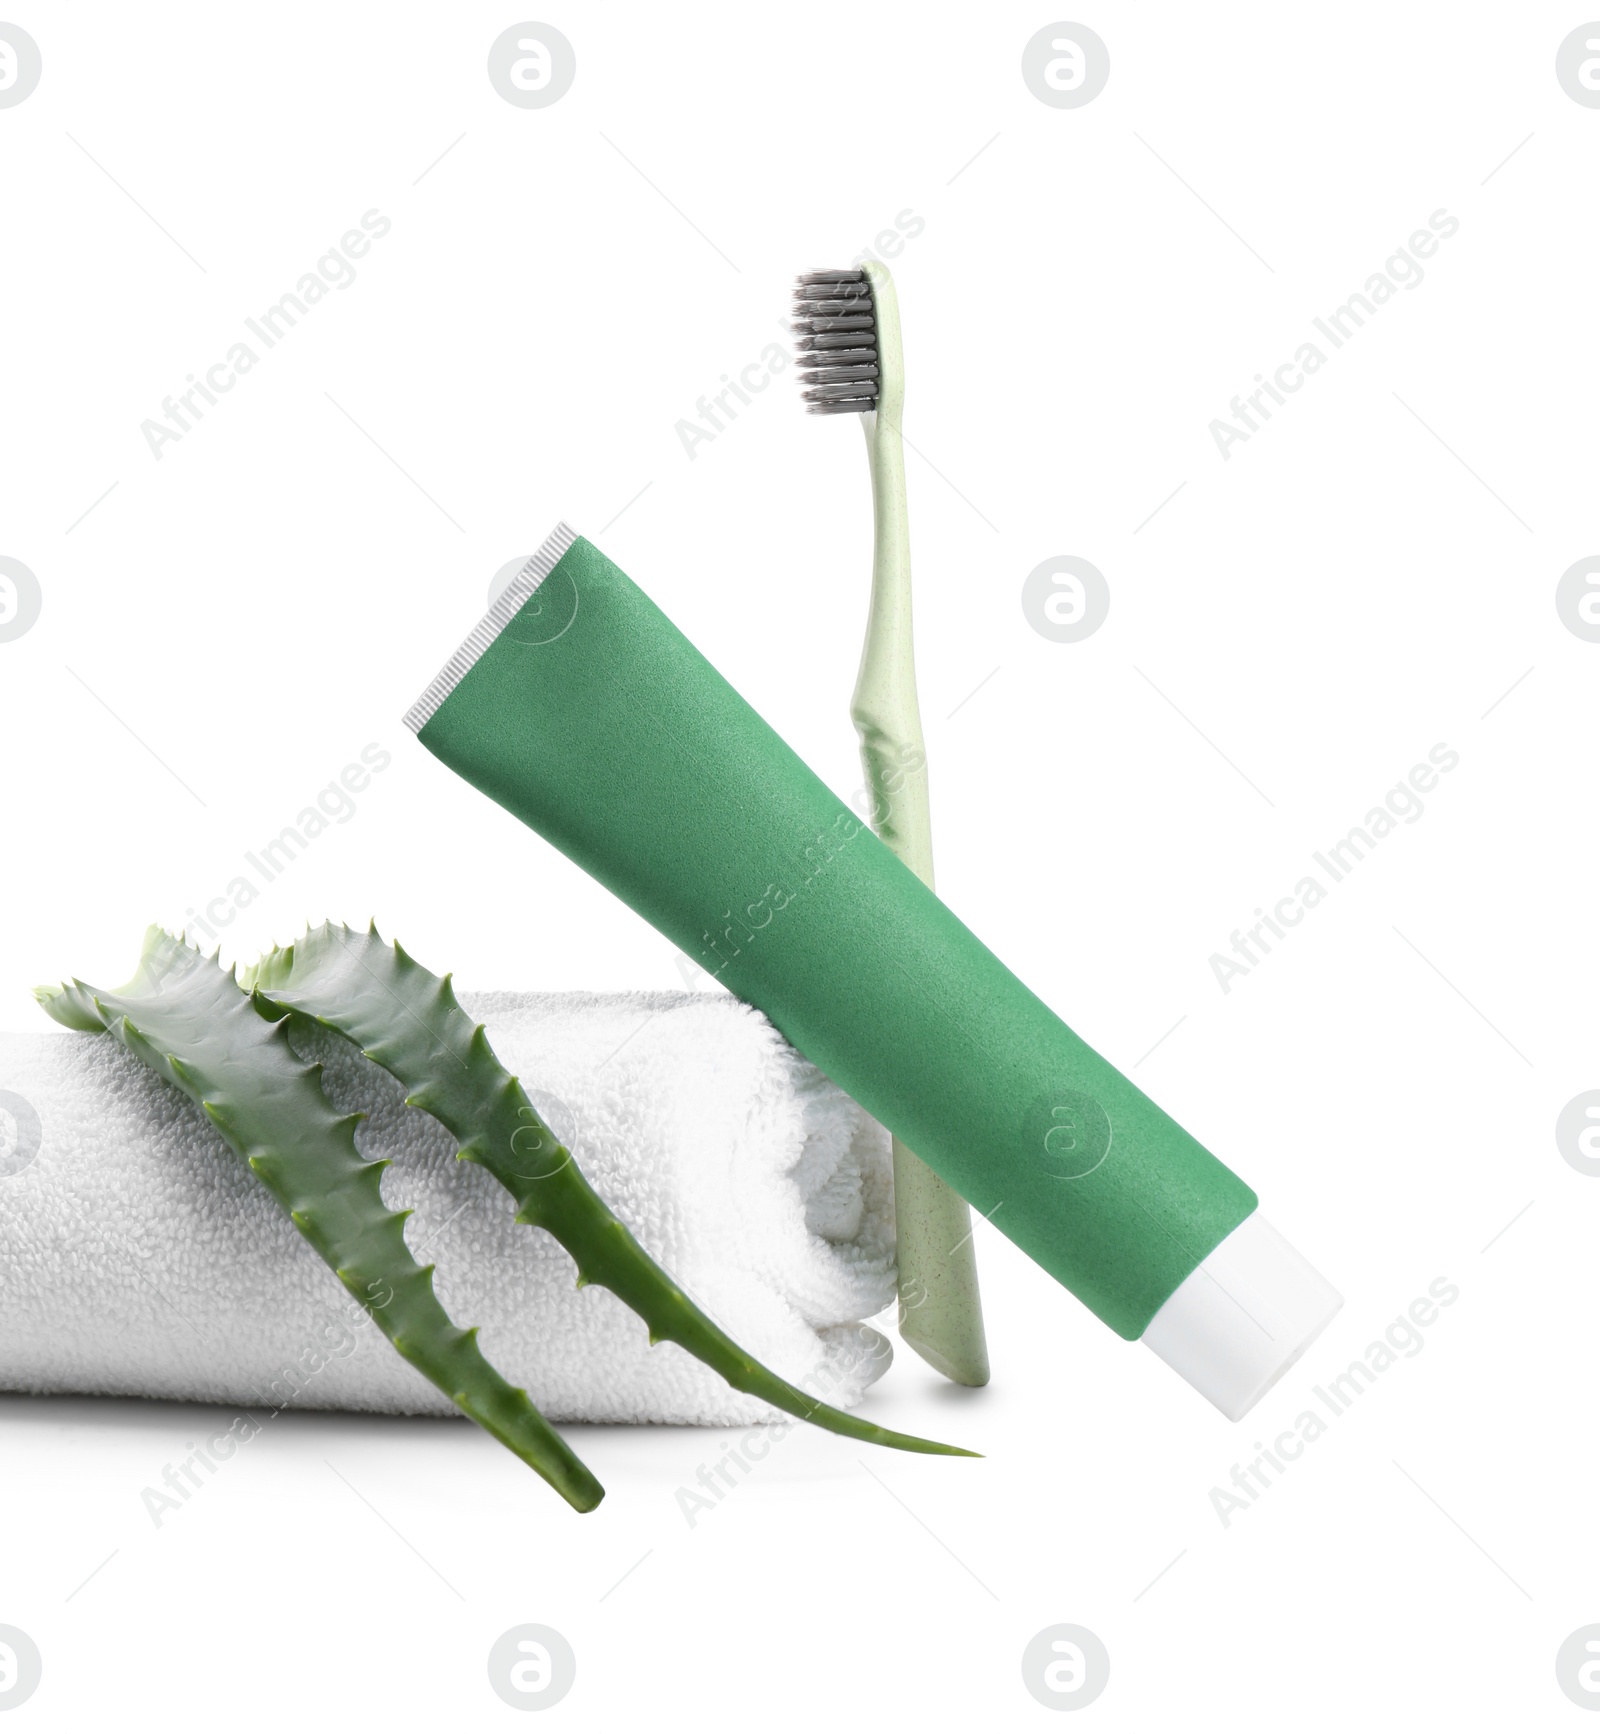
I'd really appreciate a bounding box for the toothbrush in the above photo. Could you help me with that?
[793,263,990,1387]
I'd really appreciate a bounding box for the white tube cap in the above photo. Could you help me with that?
[1141,1213,1341,1421]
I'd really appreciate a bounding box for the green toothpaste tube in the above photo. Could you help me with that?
[405,524,1340,1419]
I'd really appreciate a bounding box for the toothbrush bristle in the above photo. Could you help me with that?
[793,269,879,414]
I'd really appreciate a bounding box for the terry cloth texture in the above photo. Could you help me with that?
[0,991,896,1424]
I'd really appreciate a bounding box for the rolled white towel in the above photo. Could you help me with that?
[0,991,897,1424]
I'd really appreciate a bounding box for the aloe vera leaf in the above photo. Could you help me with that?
[36,928,606,1513]
[246,921,977,1460]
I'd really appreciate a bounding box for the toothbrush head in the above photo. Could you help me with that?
[792,269,880,414]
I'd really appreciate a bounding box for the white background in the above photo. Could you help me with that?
[1,1,1596,1725]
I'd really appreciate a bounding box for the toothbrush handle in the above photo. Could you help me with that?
[852,262,990,1387]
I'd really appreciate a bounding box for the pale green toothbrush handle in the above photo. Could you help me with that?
[854,259,990,1387]
[889,1141,992,1384]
